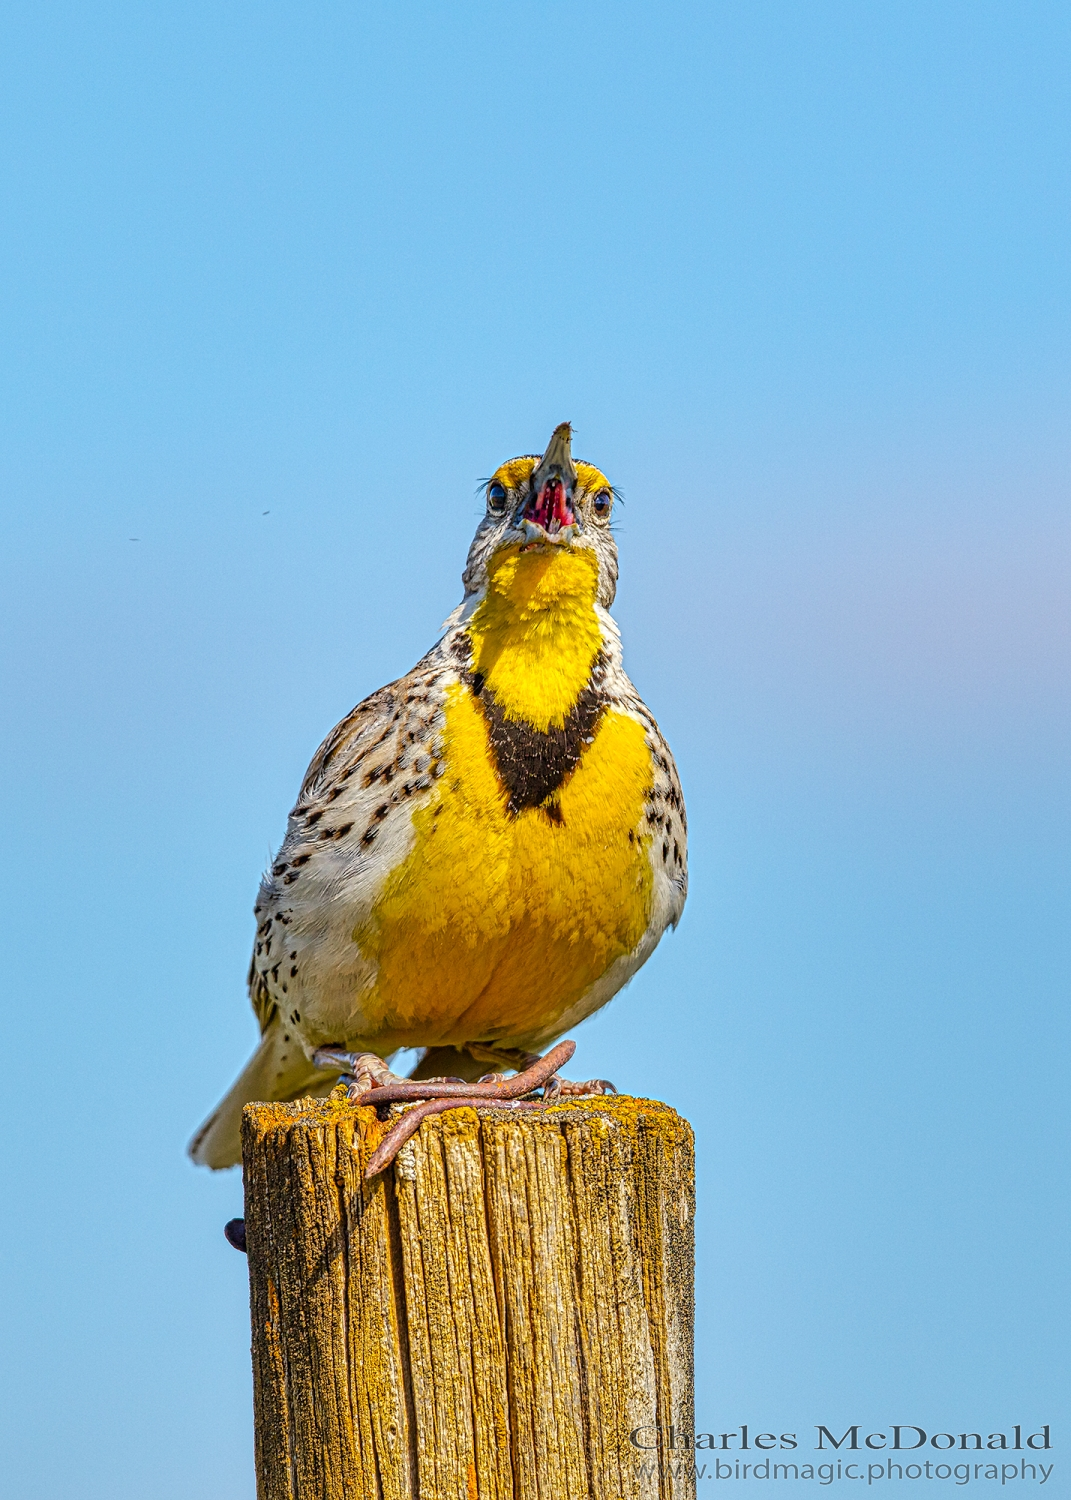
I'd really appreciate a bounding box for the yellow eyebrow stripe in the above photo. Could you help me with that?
[489,457,611,494]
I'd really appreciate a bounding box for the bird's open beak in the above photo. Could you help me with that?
[523,423,578,538]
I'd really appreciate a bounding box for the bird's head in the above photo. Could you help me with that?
[462,423,619,608]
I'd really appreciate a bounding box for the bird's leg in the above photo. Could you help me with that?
[314,1045,470,1098]
[465,1041,540,1072]
[407,1044,503,1085]
[410,1041,539,1096]
[464,1041,540,1091]
[542,1072,617,1099]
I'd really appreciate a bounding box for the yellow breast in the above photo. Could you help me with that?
[352,682,655,1050]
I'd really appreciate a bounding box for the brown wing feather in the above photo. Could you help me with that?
[246,655,456,1024]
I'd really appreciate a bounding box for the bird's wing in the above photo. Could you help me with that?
[247,647,458,1031]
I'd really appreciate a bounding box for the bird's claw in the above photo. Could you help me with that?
[543,1075,617,1099]
[312,1047,403,1099]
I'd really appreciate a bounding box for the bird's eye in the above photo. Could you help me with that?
[487,482,508,515]
[592,489,612,517]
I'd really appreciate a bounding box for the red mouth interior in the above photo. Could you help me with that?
[525,477,576,533]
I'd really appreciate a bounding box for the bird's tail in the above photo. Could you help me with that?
[188,1015,338,1169]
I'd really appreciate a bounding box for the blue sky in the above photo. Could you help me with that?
[1,3,1067,1495]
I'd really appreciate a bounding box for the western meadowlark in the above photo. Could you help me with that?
[190,424,687,1170]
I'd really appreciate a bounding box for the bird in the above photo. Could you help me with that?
[190,424,687,1169]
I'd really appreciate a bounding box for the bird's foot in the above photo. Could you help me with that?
[356,1042,620,1179]
[312,1047,428,1100]
[543,1073,617,1099]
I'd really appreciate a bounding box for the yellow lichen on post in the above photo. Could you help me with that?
[241,1094,695,1500]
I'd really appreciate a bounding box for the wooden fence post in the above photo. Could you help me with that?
[241,1093,695,1500]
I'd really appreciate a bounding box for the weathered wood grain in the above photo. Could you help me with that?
[242,1094,695,1500]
